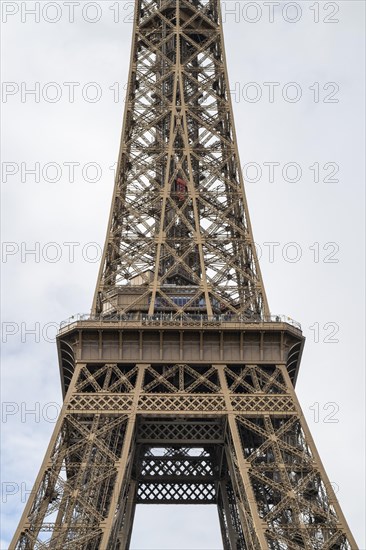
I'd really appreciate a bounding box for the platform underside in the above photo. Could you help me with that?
[58,320,304,395]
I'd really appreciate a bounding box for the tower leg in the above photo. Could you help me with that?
[221,363,358,550]
[10,364,146,550]
[117,480,137,550]
[97,365,145,549]
[280,366,358,549]
[9,365,82,550]
[217,479,240,550]
[218,366,269,549]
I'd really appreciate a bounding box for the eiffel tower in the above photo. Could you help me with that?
[11,1,357,548]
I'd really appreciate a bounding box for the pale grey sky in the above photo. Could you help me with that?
[1,1,365,548]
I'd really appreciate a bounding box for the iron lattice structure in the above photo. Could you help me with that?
[11,1,357,549]
[92,0,269,320]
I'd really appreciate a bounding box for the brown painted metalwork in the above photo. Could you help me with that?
[11,1,357,548]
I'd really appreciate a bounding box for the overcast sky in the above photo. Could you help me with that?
[1,1,365,548]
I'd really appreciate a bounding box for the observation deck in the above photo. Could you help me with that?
[57,313,304,396]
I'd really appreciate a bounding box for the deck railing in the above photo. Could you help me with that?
[59,312,301,333]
